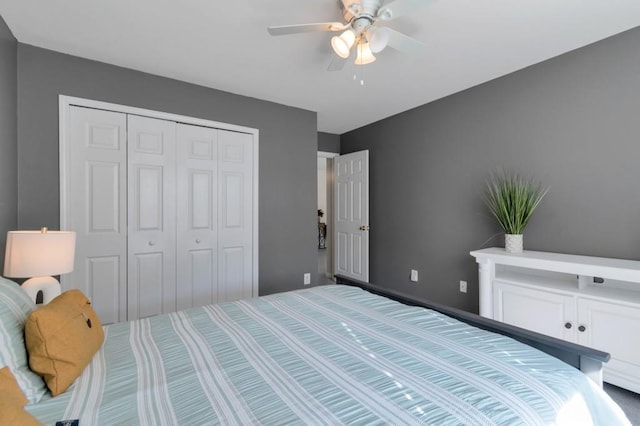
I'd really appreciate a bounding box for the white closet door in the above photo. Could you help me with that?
[218,130,254,302]
[127,115,177,320]
[63,106,127,325]
[176,124,219,310]
[61,98,259,323]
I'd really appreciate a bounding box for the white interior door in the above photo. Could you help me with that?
[176,123,219,309]
[63,106,127,325]
[127,115,177,319]
[334,150,369,282]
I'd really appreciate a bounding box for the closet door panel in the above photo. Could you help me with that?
[87,256,121,323]
[88,162,121,232]
[64,106,127,325]
[218,130,254,301]
[188,249,215,306]
[135,165,164,230]
[128,115,177,320]
[176,124,218,309]
[220,247,245,302]
[134,252,164,319]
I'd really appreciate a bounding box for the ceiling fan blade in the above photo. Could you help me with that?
[267,22,347,36]
[385,27,426,55]
[377,0,434,21]
[327,55,348,72]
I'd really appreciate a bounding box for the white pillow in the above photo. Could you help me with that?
[0,276,47,403]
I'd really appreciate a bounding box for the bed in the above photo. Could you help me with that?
[11,282,628,425]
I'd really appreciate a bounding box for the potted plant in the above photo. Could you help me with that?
[483,169,549,253]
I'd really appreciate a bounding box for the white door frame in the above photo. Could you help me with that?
[318,151,339,280]
[59,95,259,297]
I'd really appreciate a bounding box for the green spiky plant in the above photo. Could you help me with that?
[484,170,549,235]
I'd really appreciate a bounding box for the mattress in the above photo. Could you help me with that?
[26,285,629,425]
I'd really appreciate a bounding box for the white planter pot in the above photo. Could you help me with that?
[505,234,523,253]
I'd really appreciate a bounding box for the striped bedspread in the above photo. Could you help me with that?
[27,285,629,425]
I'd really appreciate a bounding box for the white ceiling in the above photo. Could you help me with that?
[1,0,639,134]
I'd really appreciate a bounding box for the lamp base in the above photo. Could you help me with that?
[21,276,62,305]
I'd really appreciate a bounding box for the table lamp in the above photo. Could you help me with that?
[4,228,76,304]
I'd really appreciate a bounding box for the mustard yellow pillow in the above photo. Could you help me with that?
[0,400,42,426]
[25,290,104,396]
[0,366,42,425]
[0,366,28,406]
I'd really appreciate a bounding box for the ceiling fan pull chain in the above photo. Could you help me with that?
[359,44,365,85]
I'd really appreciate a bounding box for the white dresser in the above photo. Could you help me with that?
[470,248,640,393]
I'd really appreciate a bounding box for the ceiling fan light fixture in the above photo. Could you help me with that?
[368,27,390,53]
[354,42,376,65]
[331,29,356,59]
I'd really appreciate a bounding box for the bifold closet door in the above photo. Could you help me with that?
[127,115,177,319]
[64,106,127,325]
[176,126,254,307]
[63,104,256,323]
[176,124,218,310]
[218,130,254,302]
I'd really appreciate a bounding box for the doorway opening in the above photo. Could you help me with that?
[318,151,338,284]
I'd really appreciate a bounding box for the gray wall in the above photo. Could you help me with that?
[0,15,17,265]
[16,44,319,295]
[341,27,640,313]
[318,132,340,153]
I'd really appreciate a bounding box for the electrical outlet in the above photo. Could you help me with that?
[410,269,418,282]
[304,273,311,285]
[459,280,468,293]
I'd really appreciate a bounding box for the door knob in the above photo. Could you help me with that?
[359,225,370,231]
[148,241,156,246]
[195,239,201,244]
[578,325,586,332]
[564,322,572,329]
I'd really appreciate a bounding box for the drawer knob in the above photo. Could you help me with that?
[564,322,572,329]
[578,325,586,332]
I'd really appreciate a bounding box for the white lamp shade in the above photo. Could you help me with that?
[4,230,76,278]
[331,30,356,59]
[355,42,376,65]
[368,27,390,53]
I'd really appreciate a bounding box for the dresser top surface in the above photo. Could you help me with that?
[470,248,640,281]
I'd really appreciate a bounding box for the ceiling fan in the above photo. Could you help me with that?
[267,0,432,71]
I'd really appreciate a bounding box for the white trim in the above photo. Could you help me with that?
[317,151,338,281]
[318,151,339,159]
[59,95,258,134]
[59,94,260,297]
[59,97,70,230]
